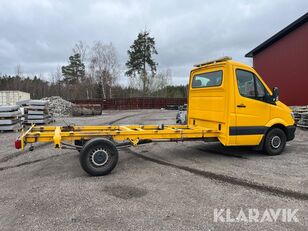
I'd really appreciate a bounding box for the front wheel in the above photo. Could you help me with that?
[79,138,118,176]
[263,128,287,156]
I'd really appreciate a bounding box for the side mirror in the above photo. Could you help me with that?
[272,87,279,102]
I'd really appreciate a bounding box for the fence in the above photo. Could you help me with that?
[72,97,187,110]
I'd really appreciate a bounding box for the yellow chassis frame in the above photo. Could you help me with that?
[19,124,220,150]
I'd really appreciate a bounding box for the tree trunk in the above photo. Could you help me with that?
[109,86,112,99]
[101,79,106,99]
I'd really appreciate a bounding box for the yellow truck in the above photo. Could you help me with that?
[15,57,296,176]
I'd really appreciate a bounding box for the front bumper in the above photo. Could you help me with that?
[286,125,296,141]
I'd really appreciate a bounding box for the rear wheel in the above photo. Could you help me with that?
[263,128,286,156]
[79,138,118,176]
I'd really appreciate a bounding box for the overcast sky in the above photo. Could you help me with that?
[0,0,307,85]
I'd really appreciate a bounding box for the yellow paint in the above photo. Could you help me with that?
[21,58,294,149]
[53,126,62,148]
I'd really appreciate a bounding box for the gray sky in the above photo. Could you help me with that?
[0,0,307,85]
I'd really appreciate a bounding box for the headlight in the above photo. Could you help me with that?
[290,111,294,119]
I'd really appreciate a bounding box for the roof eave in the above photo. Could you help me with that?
[245,52,253,58]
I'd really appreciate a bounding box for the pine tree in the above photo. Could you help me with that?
[62,53,85,84]
[125,30,158,94]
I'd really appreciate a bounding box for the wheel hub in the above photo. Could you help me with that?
[271,136,281,149]
[91,148,109,166]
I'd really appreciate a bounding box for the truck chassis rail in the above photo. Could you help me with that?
[17,124,219,149]
[14,124,219,176]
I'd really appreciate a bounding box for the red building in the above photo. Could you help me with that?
[245,12,308,106]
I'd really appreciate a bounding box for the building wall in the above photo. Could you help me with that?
[253,23,308,106]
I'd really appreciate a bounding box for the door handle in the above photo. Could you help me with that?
[237,104,246,108]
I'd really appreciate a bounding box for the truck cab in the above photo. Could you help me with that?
[187,57,296,155]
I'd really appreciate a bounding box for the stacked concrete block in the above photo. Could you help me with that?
[24,100,53,124]
[293,111,301,124]
[290,106,308,128]
[16,99,30,123]
[0,105,22,131]
[297,112,308,128]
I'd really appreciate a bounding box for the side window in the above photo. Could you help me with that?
[236,70,255,98]
[236,69,269,101]
[192,70,222,88]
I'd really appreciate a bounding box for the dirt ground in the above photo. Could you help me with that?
[0,109,307,230]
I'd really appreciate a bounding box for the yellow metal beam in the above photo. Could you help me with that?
[53,126,61,148]
[22,124,220,147]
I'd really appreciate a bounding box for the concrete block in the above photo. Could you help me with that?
[0,110,22,118]
[27,110,45,115]
[0,123,21,131]
[25,119,50,124]
[0,105,20,112]
[0,119,20,125]
[27,105,47,110]
[28,100,48,106]
[25,115,48,119]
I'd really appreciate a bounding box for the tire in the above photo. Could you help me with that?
[263,128,287,156]
[79,138,118,176]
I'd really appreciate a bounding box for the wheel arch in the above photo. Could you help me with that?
[265,118,288,129]
[267,123,288,137]
[264,118,290,140]
[256,123,287,150]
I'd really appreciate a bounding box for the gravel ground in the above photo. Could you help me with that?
[0,109,307,230]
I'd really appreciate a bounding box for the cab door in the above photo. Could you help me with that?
[233,68,270,145]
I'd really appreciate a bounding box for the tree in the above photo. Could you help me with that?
[125,30,158,94]
[61,53,85,84]
[73,40,88,63]
[49,66,63,96]
[15,64,23,77]
[150,68,172,95]
[89,41,119,99]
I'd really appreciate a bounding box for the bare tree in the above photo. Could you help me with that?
[49,66,63,96]
[73,40,89,63]
[54,66,63,83]
[89,41,119,99]
[15,64,23,77]
[150,68,172,94]
[49,66,62,84]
